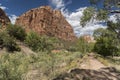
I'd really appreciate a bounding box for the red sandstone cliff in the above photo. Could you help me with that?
[16,6,77,41]
[0,8,10,28]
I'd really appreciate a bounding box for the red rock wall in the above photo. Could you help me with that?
[16,6,77,41]
[0,8,10,28]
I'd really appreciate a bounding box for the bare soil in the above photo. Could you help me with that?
[80,53,106,70]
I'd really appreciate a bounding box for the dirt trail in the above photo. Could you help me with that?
[80,53,106,70]
[17,41,36,55]
[55,53,120,80]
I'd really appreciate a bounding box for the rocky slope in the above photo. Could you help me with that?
[53,53,120,80]
[0,8,10,28]
[15,6,77,41]
[53,67,120,80]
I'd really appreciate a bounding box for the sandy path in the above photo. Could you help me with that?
[80,53,106,70]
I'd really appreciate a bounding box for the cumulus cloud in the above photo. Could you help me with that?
[50,0,108,37]
[9,14,18,24]
[109,14,120,23]
[49,0,65,9]
[67,9,107,36]
[49,0,107,37]
[75,23,106,36]
[0,3,17,24]
[0,3,7,10]
[49,0,72,9]
[65,8,86,30]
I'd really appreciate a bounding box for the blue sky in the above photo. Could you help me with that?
[0,0,90,16]
[0,0,107,36]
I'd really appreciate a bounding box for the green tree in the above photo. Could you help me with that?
[81,0,120,36]
[81,0,120,56]
[25,31,42,51]
[6,24,26,41]
[96,9,108,21]
[89,0,120,9]
[107,21,120,38]
[0,31,20,52]
[94,29,120,56]
[76,37,94,53]
[25,31,54,52]
[81,7,95,26]
[93,28,106,40]
[3,35,20,52]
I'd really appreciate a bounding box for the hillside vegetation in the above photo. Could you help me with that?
[0,24,93,79]
[0,23,120,80]
[0,0,120,79]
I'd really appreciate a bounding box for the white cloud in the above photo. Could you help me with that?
[9,14,18,24]
[49,0,107,37]
[49,0,72,17]
[0,3,7,10]
[66,8,107,37]
[75,23,106,36]
[0,3,17,24]
[49,0,65,9]
[65,7,86,29]
[49,0,72,9]
[109,14,120,23]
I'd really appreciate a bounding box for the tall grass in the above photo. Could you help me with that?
[0,51,83,80]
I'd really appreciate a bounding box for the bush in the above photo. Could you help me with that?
[3,35,21,52]
[76,37,94,53]
[0,31,20,52]
[93,21,120,57]
[25,31,54,52]
[0,53,30,80]
[6,24,26,41]
[0,49,83,80]
[0,31,6,48]
[94,37,119,57]
[67,46,78,52]
[59,40,78,52]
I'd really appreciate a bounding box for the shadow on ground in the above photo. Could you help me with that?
[53,67,120,80]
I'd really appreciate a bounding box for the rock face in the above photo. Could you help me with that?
[83,35,96,43]
[16,6,77,41]
[0,8,10,27]
[53,67,120,80]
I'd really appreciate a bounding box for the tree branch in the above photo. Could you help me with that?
[110,10,120,13]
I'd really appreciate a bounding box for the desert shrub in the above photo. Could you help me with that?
[76,37,94,53]
[59,40,78,52]
[93,28,120,57]
[25,31,40,51]
[93,21,120,57]
[94,37,119,57]
[0,50,83,80]
[0,53,30,80]
[6,24,26,41]
[47,37,62,50]
[0,31,6,48]
[0,31,20,52]
[87,43,95,52]
[76,37,86,53]
[28,51,83,79]
[67,46,78,52]
[25,31,54,52]
[3,35,21,52]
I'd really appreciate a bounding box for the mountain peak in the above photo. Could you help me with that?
[16,6,77,41]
